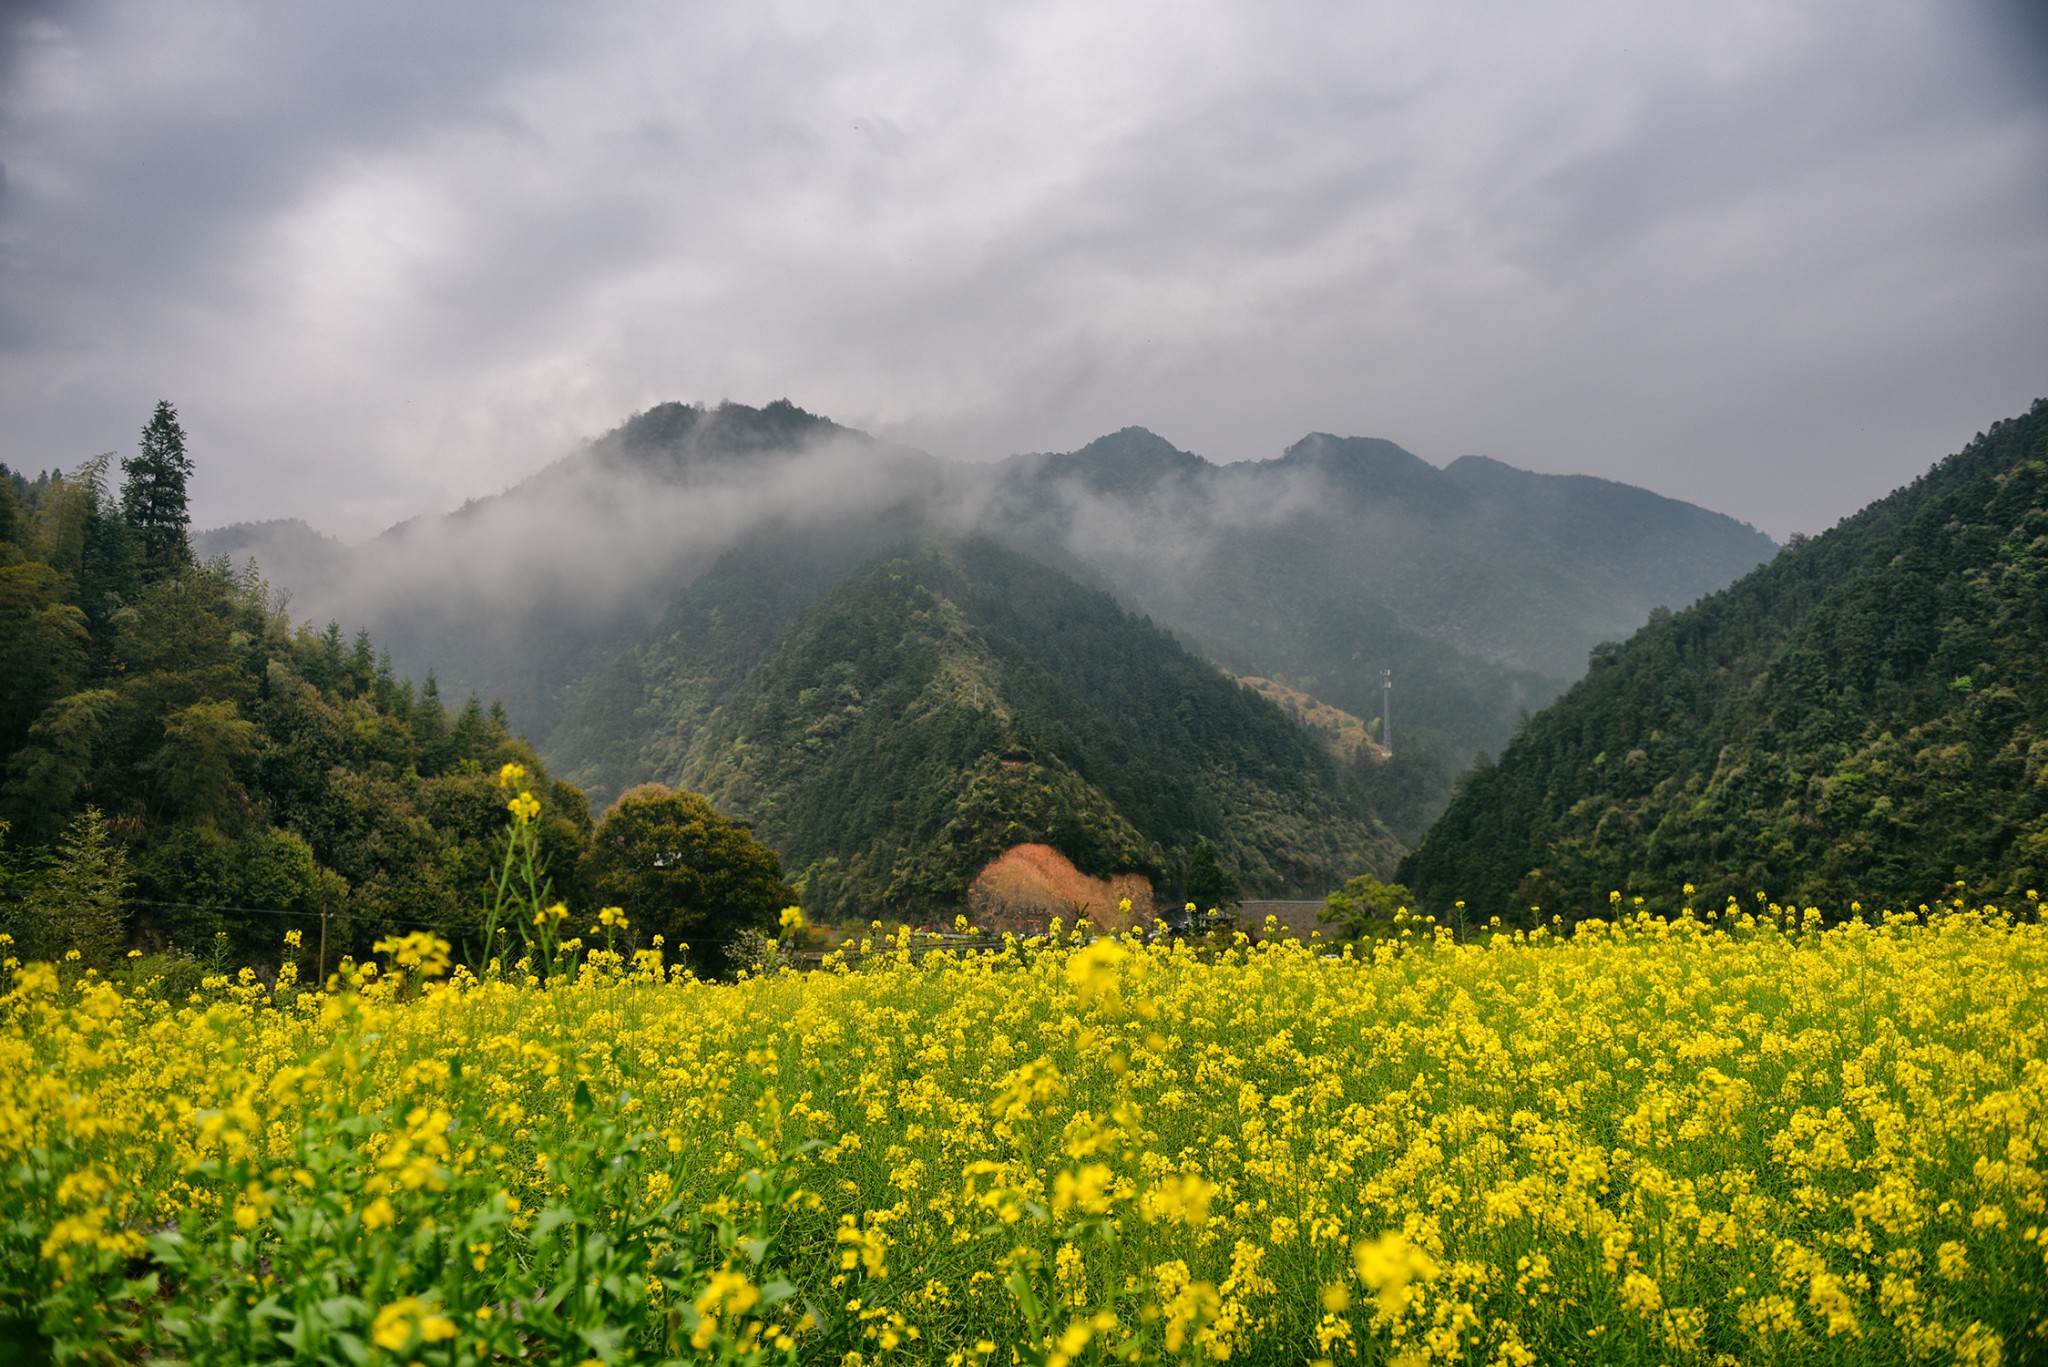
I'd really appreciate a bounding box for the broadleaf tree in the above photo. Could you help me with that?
[580,784,793,976]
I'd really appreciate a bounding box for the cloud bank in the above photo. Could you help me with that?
[3,1,2044,541]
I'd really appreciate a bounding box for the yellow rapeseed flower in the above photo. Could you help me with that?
[1352,1231,1439,1316]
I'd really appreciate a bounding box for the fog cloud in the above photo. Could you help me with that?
[4,1,2043,543]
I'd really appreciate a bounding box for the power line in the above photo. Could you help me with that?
[121,898,449,932]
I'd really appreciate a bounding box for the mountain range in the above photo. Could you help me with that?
[197,400,1778,913]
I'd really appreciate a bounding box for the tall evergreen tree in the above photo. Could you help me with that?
[77,455,140,628]
[1184,838,1242,913]
[122,401,195,582]
[12,806,128,969]
[0,467,22,548]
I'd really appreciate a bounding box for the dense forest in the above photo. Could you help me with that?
[0,406,598,974]
[1403,398,2048,923]
[20,393,2030,954]
[552,536,1401,919]
[16,395,1811,952]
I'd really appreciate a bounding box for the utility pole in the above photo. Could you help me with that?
[318,908,328,985]
[1380,668,1393,758]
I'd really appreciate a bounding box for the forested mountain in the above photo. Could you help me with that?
[551,536,1401,918]
[1402,398,2048,922]
[199,400,1774,843]
[1,423,590,970]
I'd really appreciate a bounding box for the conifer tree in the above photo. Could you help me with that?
[78,455,140,625]
[122,400,195,582]
[19,806,128,968]
[0,467,22,547]
[349,629,376,694]
[1184,837,1241,915]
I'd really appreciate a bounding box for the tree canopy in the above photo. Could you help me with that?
[0,411,590,973]
[579,784,792,974]
[1317,872,1417,939]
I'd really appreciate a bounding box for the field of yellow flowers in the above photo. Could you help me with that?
[5,898,2046,1365]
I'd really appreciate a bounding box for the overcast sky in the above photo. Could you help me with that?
[3,1,2044,542]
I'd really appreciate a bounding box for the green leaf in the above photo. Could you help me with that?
[316,1295,367,1324]
[575,1323,629,1359]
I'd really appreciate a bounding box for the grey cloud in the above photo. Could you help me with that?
[2,2,2044,544]
[1970,0,2048,112]
[1,5,575,319]
[1524,8,2047,270]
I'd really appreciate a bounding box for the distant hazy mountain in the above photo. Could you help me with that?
[198,397,1776,859]
[975,426,1776,837]
[551,535,1400,917]
[1401,398,2048,921]
[988,425,1775,680]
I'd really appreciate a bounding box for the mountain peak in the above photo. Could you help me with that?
[592,398,869,477]
[1285,431,1417,455]
[1000,427,1209,498]
[1269,432,1451,511]
[1071,426,1192,461]
[1278,432,1436,474]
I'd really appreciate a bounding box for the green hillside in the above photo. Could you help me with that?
[1402,398,2048,922]
[1,446,586,970]
[552,537,1401,918]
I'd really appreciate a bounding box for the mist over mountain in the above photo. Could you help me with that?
[971,426,1775,836]
[198,401,947,731]
[988,426,1775,681]
[1402,398,2048,921]
[197,398,1776,860]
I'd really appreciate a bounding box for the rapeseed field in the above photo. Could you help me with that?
[7,900,2043,1366]
[4,782,2044,1363]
